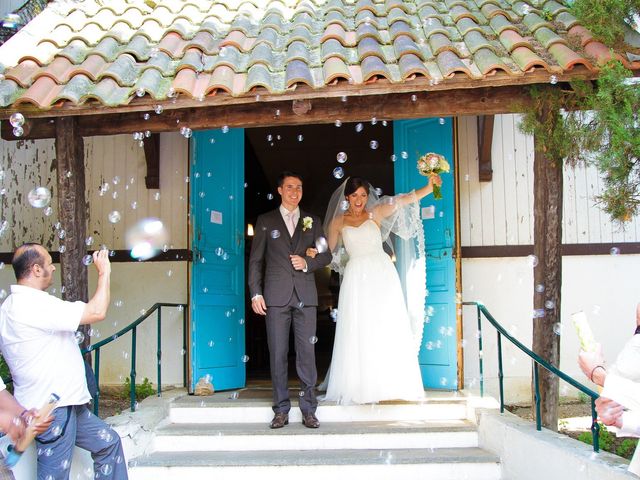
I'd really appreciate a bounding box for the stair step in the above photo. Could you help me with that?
[129,447,501,480]
[169,399,469,424]
[153,419,478,451]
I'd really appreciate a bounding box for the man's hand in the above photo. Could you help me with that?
[596,397,624,428]
[0,412,25,443]
[93,249,111,277]
[306,248,318,258]
[290,255,307,271]
[251,296,267,316]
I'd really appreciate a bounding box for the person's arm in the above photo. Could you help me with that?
[302,216,332,272]
[80,249,111,325]
[0,390,52,437]
[375,175,442,219]
[248,216,267,315]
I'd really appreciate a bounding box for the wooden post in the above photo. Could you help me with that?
[55,117,90,350]
[531,106,563,431]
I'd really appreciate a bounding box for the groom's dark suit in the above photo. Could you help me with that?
[248,207,331,415]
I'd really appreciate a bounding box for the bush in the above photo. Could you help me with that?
[577,423,637,458]
[121,377,155,401]
[617,438,638,459]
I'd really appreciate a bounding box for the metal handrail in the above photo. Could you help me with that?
[462,301,600,452]
[81,302,188,416]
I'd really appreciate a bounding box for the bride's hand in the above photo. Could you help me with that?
[429,174,442,188]
[306,247,318,258]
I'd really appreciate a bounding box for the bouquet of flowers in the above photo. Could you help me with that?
[417,152,449,199]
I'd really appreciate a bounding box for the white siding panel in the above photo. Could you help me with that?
[490,115,507,245]
[458,114,640,246]
[500,115,518,245]
[0,133,188,252]
[458,116,472,247]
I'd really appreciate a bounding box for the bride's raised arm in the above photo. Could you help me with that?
[374,174,442,220]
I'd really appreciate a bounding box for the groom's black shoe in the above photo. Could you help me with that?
[302,412,320,428]
[270,412,289,429]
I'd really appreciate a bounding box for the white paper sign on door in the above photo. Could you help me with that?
[421,205,435,220]
[210,210,223,224]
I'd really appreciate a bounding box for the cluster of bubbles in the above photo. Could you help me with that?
[10,112,25,137]
[132,130,151,147]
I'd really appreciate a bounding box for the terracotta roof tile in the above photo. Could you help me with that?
[0,0,635,109]
[5,59,41,87]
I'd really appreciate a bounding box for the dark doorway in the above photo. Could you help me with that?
[243,121,394,382]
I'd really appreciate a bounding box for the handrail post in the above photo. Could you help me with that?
[476,305,484,397]
[182,305,188,388]
[533,363,541,431]
[93,350,101,416]
[130,326,137,412]
[497,332,504,413]
[157,307,162,397]
[591,397,600,452]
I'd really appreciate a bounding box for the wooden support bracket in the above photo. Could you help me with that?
[477,115,494,182]
[143,133,160,189]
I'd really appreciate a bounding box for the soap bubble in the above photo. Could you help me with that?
[12,127,23,137]
[154,105,163,114]
[9,112,25,127]
[180,127,192,138]
[336,152,347,163]
[28,187,51,208]
[108,211,121,223]
[340,200,349,210]
[550,75,558,85]
[309,336,318,344]
[400,151,408,159]
[297,134,304,142]
[355,123,363,132]
[553,323,562,335]
[126,218,169,261]
[333,167,344,179]
[610,247,620,255]
[329,308,338,321]
[335,120,342,127]
[143,113,150,120]
[241,355,249,362]
[527,254,538,267]
[221,125,229,133]
[267,193,273,200]
[74,331,85,344]
[82,255,93,266]
[535,284,545,293]
[315,236,328,253]
[99,464,112,475]
[545,300,555,310]
[439,117,445,125]
[270,230,281,239]
[411,94,417,102]
[369,140,379,150]
[215,247,224,256]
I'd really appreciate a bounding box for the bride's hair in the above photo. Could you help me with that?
[344,177,370,197]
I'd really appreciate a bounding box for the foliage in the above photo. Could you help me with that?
[520,61,640,223]
[0,355,11,394]
[577,391,590,404]
[617,438,639,458]
[577,424,638,459]
[570,0,640,47]
[121,377,155,401]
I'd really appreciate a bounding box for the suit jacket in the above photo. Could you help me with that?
[248,207,331,307]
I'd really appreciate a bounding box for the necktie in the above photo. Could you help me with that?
[286,212,296,237]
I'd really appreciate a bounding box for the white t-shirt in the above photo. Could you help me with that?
[0,285,89,409]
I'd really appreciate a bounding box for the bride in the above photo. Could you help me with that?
[311,175,441,404]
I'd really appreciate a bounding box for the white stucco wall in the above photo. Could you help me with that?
[461,254,640,402]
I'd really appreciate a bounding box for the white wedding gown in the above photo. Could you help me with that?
[322,219,425,404]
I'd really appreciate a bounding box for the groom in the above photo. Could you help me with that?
[248,171,331,429]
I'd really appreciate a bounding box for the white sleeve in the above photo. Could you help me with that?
[38,297,86,332]
[601,372,640,411]
[0,377,5,392]
[618,411,640,438]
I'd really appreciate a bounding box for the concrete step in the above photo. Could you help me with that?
[152,419,479,452]
[129,447,501,480]
[169,397,470,424]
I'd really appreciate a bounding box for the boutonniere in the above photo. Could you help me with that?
[302,216,313,231]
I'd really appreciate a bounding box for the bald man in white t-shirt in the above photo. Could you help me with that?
[0,244,128,480]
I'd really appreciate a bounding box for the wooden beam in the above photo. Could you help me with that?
[143,133,160,189]
[55,116,90,350]
[477,115,494,182]
[531,106,563,431]
[2,85,534,140]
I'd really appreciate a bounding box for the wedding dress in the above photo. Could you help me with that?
[322,218,425,404]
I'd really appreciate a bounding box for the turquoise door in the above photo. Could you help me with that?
[190,129,246,391]
[394,118,457,389]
